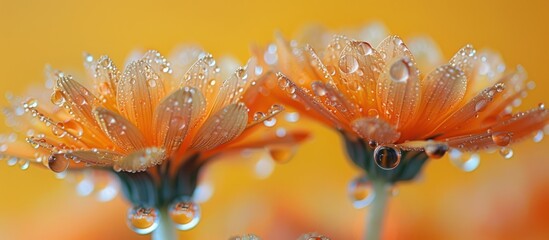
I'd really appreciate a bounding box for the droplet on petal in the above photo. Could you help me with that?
[48,153,69,173]
[491,132,512,147]
[533,130,544,142]
[348,175,374,208]
[127,206,159,235]
[169,199,201,230]
[338,54,359,73]
[389,58,410,83]
[424,142,448,159]
[373,145,401,170]
[267,146,296,163]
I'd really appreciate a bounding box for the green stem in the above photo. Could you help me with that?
[365,180,390,240]
[152,207,177,240]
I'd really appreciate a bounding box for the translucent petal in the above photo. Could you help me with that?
[117,60,166,139]
[416,65,467,124]
[64,149,123,166]
[115,147,166,172]
[210,66,249,114]
[154,87,205,154]
[190,103,248,151]
[351,117,401,144]
[492,108,549,141]
[95,55,120,98]
[407,37,443,74]
[376,57,421,128]
[168,45,205,79]
[56,76,101,128]
[180,54,220,108]
[445,133,494,151]
[376,35,415,63]
[142,50,174,89]
[93,107,146,152]
[449,44,477,78]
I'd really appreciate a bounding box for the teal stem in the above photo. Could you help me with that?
[365,180,390,240]
[152,207,177,240]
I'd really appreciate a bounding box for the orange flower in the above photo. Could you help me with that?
[255,32,548,178]
[0,47,307,236]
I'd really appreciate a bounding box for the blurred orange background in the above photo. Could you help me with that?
[1,0,548,239]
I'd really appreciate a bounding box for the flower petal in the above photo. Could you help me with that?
[56,76,101,129]
[154,87,206,154]
[492,107,549,141]
[94,55,121,99]
[376,35,415,63]
[93,107,146,152]
[414,65,467,126]
[181,54,220,109]
[351,117,401,144]
[64,149,123,166]
[450,44,477,79]
[190,103,248,151]
[117,60,166,139]
[114,147,166,172]
[376,57,421,129]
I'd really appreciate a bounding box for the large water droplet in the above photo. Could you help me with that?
[475,99,488,112]
[348,175,374,208]
[389,59,410,83]
[338,54,359,73]
[64,119,84,137]
[18,159,30,170]
[499,147,513,159]
[169,199,200,230]
[311,82,327,96]
[491,132,511,146]
[424,142,448,159]
[373,145,401,170]
[48,153,69,173]
[450,150,480,172]
[263,118,277,127]
[127,206,159,234]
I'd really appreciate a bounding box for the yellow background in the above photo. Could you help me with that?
[1,0,548,239]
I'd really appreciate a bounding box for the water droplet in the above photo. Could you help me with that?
[368,140,378,148]
[338,54,359,73]
[263,118,276,127]
[147,79,157,88]
[389,59,410,83]
[18,159,30,170]
[475,99,488,112]
[51,122,67,138]
[373,145,401,170]
[268,146,296,163]
[127,206,159,234]
[298,233,330,240]
[499,147,513,159]
[367,109,379,118]
[326,65,336,76]
[450,150,480,172]
[48,153,69,173]
[278,76,290,88]
[491,132,511,146]
[253,112,265,121]
[348,175,374,208]
[51,90,66,106]
[169,199,200,230]
[424,143,448,159]
[533,130,544,142]
[7,157,18,166]
[354,41,373,55]
[64,119,84,137]
[23,98,38,109]
[236,67,248,80]
[269,104,283,114]
[311,82,327,96]
[209,79,216,86]
[539,103,545,110]
[495,83,505,93]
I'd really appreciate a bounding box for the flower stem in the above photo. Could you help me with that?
[152,207,177,240]
[365,180,390,240]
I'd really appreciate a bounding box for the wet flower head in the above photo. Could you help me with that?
[1,47,307,234]
[258,27,548,180]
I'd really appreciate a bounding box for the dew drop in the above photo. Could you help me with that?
[268,146,296,163]
[389,59,410,83]
[236,67,248,80]
[499,147,513,159]
[533,130,544,142]
[284,112,299,122]
[475,99,488,112]
[269,104,283,114]
[48,153,69,173]
[127,206,159,234]
[263,118,276,127]
[23,98,38,109]
[51,90,66,106]
[311,82,327,96]
[368,140,378,148]
[348,175,374,208]
[367,109,379,118]
[51,123,67,138]
[64,119,84,137]
[539,103,545,110]
[253,112,265,121]
[147,79,157,87]
[229,234,261,240]
[209,79,216,86]
[169,199,200,230]
[338,54,359,73]
[18,159,30,170]
[491,132,511,146]
[373,145,401,170]
[7,157,18,166]
[278,76,290,89]
[354,41,373,55]
[326,65,336,76]
[424,143,449,159]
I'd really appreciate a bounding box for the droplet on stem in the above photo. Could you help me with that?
[127,206,159,235]
[373,145,401,170]
[169,199,201,230]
